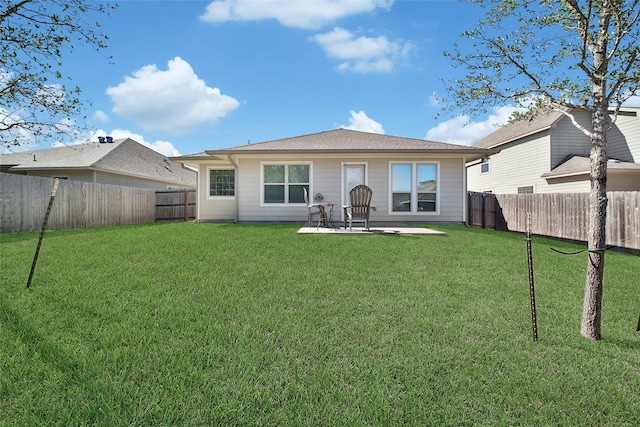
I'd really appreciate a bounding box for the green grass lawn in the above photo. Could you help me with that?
[1,223,638,426]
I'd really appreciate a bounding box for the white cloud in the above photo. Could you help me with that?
[92,110,110,123]
[426,106,523,146]
[200,0,393,29]
[106,57,240,134]
[312,27,412,73]
[54,129,182,157]
[341,110,385,134]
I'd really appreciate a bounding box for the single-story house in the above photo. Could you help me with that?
[171,128,496,224]
[0,137,196,189]
[467,107,640,194]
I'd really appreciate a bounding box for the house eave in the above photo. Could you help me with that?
[7,165,195,186]
[485,127,552,149]
[7,165,92,172]
[205,148,498,159]
[542,168,640,180]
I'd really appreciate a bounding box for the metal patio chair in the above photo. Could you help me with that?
[304,188,326,228]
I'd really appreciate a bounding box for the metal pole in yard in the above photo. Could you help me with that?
[27,178,60,288]
[527,212,538,341]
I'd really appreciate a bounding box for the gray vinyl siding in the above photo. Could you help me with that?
[20,170,95,182]
[544,177,590,193]
[550,112,591,168]
[468,134,551,194]
[550,109,640,165]
[466,159,489,193]
[93,171,180,189]
[608,112,640,162]
[468,108,640,195]
[608,174,640,191]
[197,161,236,222]
[198,155,468,224]
[17,169,181,189]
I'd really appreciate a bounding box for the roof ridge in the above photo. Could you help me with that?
[91,138,132,168]
[232,128,342,149]
[223,128,479,152]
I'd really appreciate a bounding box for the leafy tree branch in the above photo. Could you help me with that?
[0,0,117,149]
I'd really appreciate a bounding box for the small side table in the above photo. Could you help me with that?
[323,203,338,228]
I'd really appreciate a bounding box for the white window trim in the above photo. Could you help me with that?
[206,166,236,200]
[260,161,313,206]
[388,161,440,215]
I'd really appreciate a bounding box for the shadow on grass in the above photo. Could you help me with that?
[604,335,640,350]
[0,293,120,422]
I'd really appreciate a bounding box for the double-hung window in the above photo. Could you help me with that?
[263,163,310,204]
[209,169,235,197]
[391,162,438,213]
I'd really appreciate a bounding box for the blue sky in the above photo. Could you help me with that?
[14,0,630,156]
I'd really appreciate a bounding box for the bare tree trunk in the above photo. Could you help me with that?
[580,3,612,341]
[581,108,607,340]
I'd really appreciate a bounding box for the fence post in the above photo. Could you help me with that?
[27,178,60,288]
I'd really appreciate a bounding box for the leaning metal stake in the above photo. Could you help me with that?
[527,212,538,342]
[27,178,60,288]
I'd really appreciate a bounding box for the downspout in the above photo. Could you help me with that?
[193,167,200,222]
[462,157,468,225]
[227,154,239,223]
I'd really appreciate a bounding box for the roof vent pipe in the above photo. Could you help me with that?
[106,136,113,143]
[98,136,106,143]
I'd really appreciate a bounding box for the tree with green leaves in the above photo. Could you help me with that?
[444,0,639,340]
[0,0,116,149]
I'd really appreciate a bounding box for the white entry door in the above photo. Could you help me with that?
[343,164,367,217]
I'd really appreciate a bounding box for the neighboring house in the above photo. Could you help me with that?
[467,107,640,194]
[171,128,495,224]
[0,137,196,189]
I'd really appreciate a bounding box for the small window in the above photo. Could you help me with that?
[481,158,489,173]
[209,169,235,196]
[518,186,534,194]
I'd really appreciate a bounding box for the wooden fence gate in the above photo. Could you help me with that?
[155,189,196,222]
[468,192,507,231]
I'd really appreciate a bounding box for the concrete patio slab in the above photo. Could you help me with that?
[297,223,447,236]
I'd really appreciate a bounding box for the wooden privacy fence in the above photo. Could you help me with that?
[155,189,196,222]
[1,173,156,233]
[468,191,640,251]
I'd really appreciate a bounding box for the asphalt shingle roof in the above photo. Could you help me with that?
[205,128,495,155]
[473,110,566,149]
[0,138,196,186]
[1,139,122,168]
[541,155,640,178]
